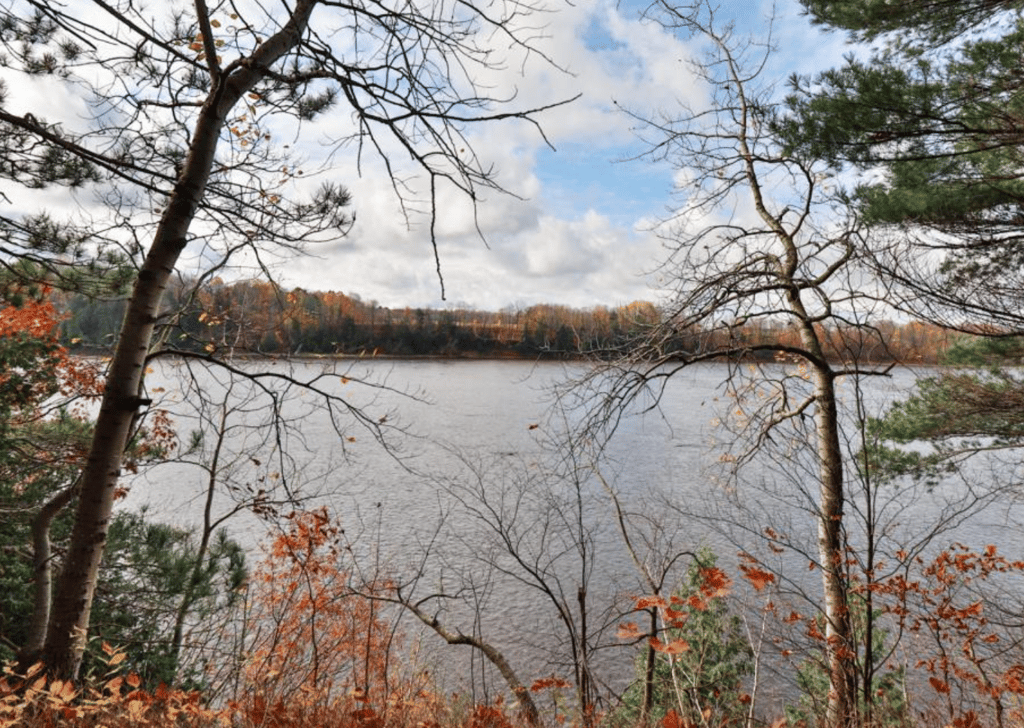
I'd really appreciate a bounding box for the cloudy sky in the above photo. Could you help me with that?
[4,0,856,313]
[273,0,856,312]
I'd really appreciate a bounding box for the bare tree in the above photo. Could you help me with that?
[436,451,615,725]
[156,363,350,682]
[362,535,546,728]
[0,0,571,678]
[352,442,627,726]
[597,471,696,727]
[654,378,1010,725]
[565,3,895,725]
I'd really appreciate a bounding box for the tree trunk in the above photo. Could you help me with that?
[18,483,78,671]
[39,0,319,679]
[642,610,657,726]
[745,121,856,725]
[810,364,856,728]
[402,599,544,727]
[784,268,854,728]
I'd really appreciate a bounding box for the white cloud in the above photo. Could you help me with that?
[275,0,705,308]
[1,0,853,313]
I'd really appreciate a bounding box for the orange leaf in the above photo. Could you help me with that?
[739,564,776,591]
[961,601,984,617]
[929,676,950,694]
[531,676,571,692]
[49,679,76,703]
[650,636,689,654]
[635,595,667,610]
[699,566,731,598]
[617,622,644,640]
[661,709,684,728]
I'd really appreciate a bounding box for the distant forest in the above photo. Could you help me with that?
[54,278,957,363]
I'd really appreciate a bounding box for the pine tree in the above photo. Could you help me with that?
[612,551,752,728]
[779,0,1024,328]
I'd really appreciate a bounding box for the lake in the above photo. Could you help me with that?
[124,357,1024,705]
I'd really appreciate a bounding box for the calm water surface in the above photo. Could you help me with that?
[126,359,1024,699]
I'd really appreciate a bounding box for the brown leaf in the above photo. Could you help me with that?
[929,676,950,694]
[650,636,689,654]
[617,621,643,640]
[635,595,667,609]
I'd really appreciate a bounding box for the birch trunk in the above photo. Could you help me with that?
[810,363,855,728]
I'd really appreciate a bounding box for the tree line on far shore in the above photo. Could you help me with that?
[54,279,961,363]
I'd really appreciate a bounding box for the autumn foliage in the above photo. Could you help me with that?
[876,544,1024,727]
[0,292,111,485]
[0,644,213,728]
[6,525,1024,727]
[53,279,965,364]
[228,507,397,726]
[3,508,503,728]
[0,292,173,491]
[0,294,102,419]
[6,295,1024,728]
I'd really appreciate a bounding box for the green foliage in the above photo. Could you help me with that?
[0,299,79,664]
[0,294,245,686]
[0,333,59,428]
[786,594,909,728]
[0,502,247,688]
[0,216,136,297]
[611,550,751,728]
[58,294,128,349]
[780,18,1024,225]
[862,367,1024,483]
[799,0,1020,46]
[779,3,1024,300]
[862,374,1003,484]
[881,372,1024,440]
[941,336,1024,367]
[858,442,949,489]
[788,0,1024,492]
[83,510,247,688]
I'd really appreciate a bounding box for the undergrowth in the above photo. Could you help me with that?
[6,511,1024,728]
